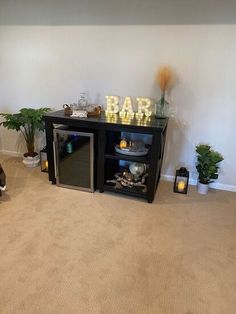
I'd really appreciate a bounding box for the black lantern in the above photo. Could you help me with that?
[40,146,48,173]
[174,167,189,194]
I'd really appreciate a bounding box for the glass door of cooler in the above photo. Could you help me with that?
[53,129,94,192]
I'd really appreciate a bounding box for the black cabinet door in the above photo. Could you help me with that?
[54,129,94,192]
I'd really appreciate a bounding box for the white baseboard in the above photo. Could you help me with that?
[0,149,22,157]
[161,174,236,193]
[209,182,236,192]
[1,149,235,193]
[161,174,197,186]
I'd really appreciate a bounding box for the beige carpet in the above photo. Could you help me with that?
[0,155,236,314]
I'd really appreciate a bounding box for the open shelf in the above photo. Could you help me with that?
[105,149,150,164]
[104,159,148,199]
[105,130,152,164]
[104,184,147,199]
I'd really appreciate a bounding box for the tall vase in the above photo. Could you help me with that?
[155,91,168,118]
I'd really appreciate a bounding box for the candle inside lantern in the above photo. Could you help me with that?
[177,180,185,192]
[45,160,48,171]
[120,139,128,149]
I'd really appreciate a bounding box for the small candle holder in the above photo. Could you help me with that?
[174,167,189,194]
[40,146,48,173]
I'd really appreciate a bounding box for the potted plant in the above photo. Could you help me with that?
[0,107,50,167]
[195,144,224,194]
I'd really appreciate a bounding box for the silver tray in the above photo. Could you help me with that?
[115,145,148,156]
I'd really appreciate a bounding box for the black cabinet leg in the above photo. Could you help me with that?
[97,129,105,192]
[147,196,154,203]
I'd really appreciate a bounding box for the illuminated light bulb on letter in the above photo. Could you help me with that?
[120,97,134,117]
[105,96,120,114]
[121,116,131,125]
[135,111,144,119]
[136,97,152,118]
[107,113,118,123]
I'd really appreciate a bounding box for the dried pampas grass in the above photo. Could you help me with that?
[156,65,173,92]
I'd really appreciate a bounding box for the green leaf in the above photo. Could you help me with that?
[195,143,223,184]
[1,107,51,155]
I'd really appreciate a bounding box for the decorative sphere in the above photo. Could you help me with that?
[129,162,146,178]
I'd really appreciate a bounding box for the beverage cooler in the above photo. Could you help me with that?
[53,128,94,192]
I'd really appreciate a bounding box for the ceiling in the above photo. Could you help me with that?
[1,0,236,25]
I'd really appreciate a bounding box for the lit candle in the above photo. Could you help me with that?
[120,139,128,149]
[45,160,48,171]
[177,181,185,192]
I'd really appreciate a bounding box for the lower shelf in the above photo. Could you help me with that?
[104,184,147,199]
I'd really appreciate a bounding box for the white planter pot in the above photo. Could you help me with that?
[0,185,7,192]
[22,155,40,168]
[197,182,209,195]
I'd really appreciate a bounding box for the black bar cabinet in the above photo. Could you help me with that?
[44,110,168,203]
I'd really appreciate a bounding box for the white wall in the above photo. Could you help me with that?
[0,25,236,190]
